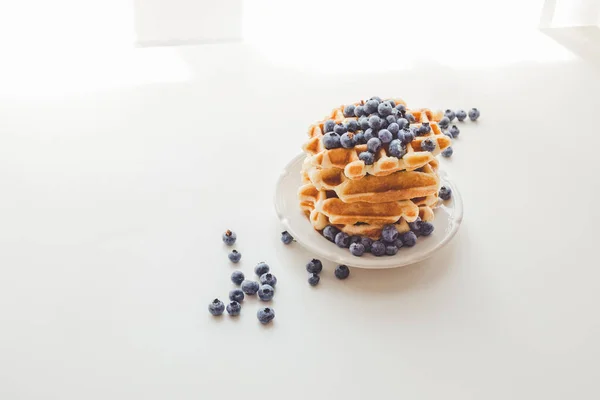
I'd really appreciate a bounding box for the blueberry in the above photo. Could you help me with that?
[222,230,237,246]
[369,96,382,102]
[359,151,375,165]
[281,231,294,244]
[468,108,480,121]
[368,115,383,130]
[409,217,422,232]
[439,186,452,200]
[416,122,431,136]
[377,101,393,116]
[391,108,400,117]
[395,104,406,113]
[241,280,260,295]
[379,118,389,129]
[323,132,341,149]
[455,109,467,121]
[388,122,400,135]
[396,118,409,130]
[323,225,340,242]
[393,238,404,249]
[421,138,436,152]
[226,301,241,316]
[257,307,275,324]
[438,116,450,129]
[399,128,414,145]
[340,132,357,149]
[420,222,434,236]
[444,131,453,139]
[335,232,350,248]
[255,262,270,276]
[349,235,362,245]
[350,242,365,256]
[378,129,393,144]
[306,258,323,274]
[231,271,245,285]
[402,231,417,247]
[441,146,453,157]
[229,289,245,302]
[367,137,382,153]
[346,120,359,132]
[381,224,399,243]
[444,109,456,122]
[354,105,366,118]
[323,120,335,133]
[360,237,373,252]
[334,124,347,135]
[405,112,415,122]
[358,116,370,130]
[258,284,275,301]
[449,125,460,138]
[208,299,225,316]
[363,128,375,142]
[365,99,379,114]
[334,265,350,279]
[308,273,320,286]
[354,132,366,144]
[371,241,386,256]
[344,104,356,118]
[228,250,241,263]
[389,139,407,158]
[260,273,277,287]
[385,245,399,256]
[388,100,396,107]
[386,115,397,125]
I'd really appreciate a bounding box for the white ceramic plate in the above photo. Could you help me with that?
[274,154,463,269]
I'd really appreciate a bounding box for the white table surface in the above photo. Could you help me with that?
[1,31,600,399]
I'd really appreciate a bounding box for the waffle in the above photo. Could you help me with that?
[302,157,440,204]
[303,106,451,180]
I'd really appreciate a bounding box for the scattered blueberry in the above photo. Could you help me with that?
[409,217,422,232]
[393,238,404,249]
[354,132,366,144]
[444,109,456,122]
[308,273,320,286]
[367,137,382,153]
[371,241,386,256]
[456,109,467,121]
[405,112,415,122]
[258,284,275,301]
[241,280,260,295]
[255,262,270,276]
[260,273,277,287]
[354,105,366,118]
[363,128,375,142]
[228,250,241,263]
[350,242,365,256]
[257,307,275,324]
[334,265,350,279]
[306,258,323,274]
[323,120,335,133]
[229,289,244,302]
[335,232,350,248]
[444,131,453,139]
[416,122,431,136]
[323,132,341,149]
[399,128,414,145]
[449,125,460,138]
[344,104,356,118]
[349,235,362,245]
[346,120,359,132]
[439,186,452,200]
[442,146,454,157]
[368,115,383,130]
[377,101,393,116]
[381,224,399,243]
[386,115,397,125]
[281,231,294,244]
[323,225,340,242]
[468,108,480,121]
[389,139,407,158]
[396,118,409,130]
[334,124,347,135]
[388,122,399,135]
[358,116,370,130]
[379,118,389,129]
[365,99,379,114]
[231,271,245,285]
[226,301,241,316]
[438,116,450,129]
[360,237,373,252]
[386,245,399,256]
[378,129,393,144]
[208,299,225,316]
[420,222,434,236]
[340,132,357,149]
[359,151,375,165]
[421,138,436,152]
[222,230,237,246]
[402,231,417,247]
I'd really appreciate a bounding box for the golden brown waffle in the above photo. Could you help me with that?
[303,105,451,180]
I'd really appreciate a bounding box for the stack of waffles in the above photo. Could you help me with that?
[298,98,452,241]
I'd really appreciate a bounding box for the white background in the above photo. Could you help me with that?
[1,1,600,399]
